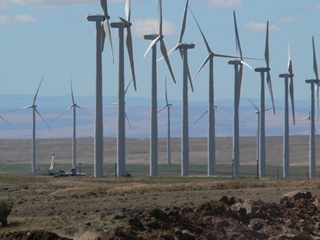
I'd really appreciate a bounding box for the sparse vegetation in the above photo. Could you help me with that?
[0,199,12,226]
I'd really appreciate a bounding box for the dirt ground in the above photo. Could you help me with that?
[1,175,320,239]
[0,136,319,239]
[0,135,315,166]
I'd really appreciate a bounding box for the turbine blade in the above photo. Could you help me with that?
[265,21,270,68]
[75,105,85,111]
[178,0,189,43]
[70,78,75,105]
[312,36,319,120]
[35,109,50,129]
[160,39,176,83]
[194,110,208,124]
[104,19,114,63]
[288,43,293,74]
[52,106,73,122]
[290,76,295,125]
[20,105,34,110]
[126,27,137,91]
[266,71,276,114]
[241,60,252,69]
[101,22,106,52]
[125,113,132,128]
[125,0,131,22]
[0,116,10,126]
[189,6,212,53]
[244,96,259,112]
[237,64,243,108]
[157,105,167,114]
[187,60,194,92]
[33,78,43,105]
[158,0,162,35]
[100,0,108,17]
[233,11,243,59]
[214,53,240,58]
[125,79,133,95]
[165,78,168,105]
[144,35,160,58]
[313,36,319,80]
[193,54,211,81]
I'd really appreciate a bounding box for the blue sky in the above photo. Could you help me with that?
[1,0,320,103]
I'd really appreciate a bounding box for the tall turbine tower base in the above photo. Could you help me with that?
[87,14,105,178]
[144,34,159,177]
[306,79,317,179]
[279,73,292,179]
[111,22,127,177]
[180,43,195,177]
[255,67,269,178]
[228,60,242,178]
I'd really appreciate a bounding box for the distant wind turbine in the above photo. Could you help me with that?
[278,43,295,178]
[110,79,133,128]
[53,79,84,171]
[87,0,113,178]
[254,21,276,178]
[165,0,194,176]
[245,97,272,178]
[111,0,137,177]
[144,0,175,176]
[190,7,238,176]
[228,11,252,178]
[158,79,173,165]
[305,36,320,179]
[17,78,49,172]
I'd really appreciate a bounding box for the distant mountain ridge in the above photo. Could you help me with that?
[0,94,311,139]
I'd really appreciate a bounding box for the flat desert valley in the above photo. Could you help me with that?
[0,135,320,239]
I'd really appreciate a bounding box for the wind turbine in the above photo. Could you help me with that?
[190,7,239,176]
[165,0,194,176]
[18,78,49,172]
[143,0,175,176]
[228,11,252,178]
[245,97,272,179]
[158,79,173,166]
[305,36,320,179]
[278,43,295,178]
[254,21,276,178]
[111,0,137,177]
[87,0,113,178]
[53,79,84,171]
[110,79,133,128]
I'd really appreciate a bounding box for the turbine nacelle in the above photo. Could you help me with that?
[86,15,105,22]
[179,43,195,49]
[279,73,294,78]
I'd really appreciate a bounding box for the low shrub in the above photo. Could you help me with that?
[0,199,12,226]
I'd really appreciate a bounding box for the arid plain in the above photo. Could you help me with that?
[0,136,320,239]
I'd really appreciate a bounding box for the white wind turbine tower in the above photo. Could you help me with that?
[228,11,252,178]
[18,78,49,172]
[158,79,173,165]
[190,8,238,176]
[165,0,194,176]
[53,79,84,171]
[279,43,295,178]
[254,21,276,178]
[305,36,320,179]
[111,0,137,177]
[143,0,176,176]
[87,0,113,178]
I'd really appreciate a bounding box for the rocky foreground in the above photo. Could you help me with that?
[1,191,319,240]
